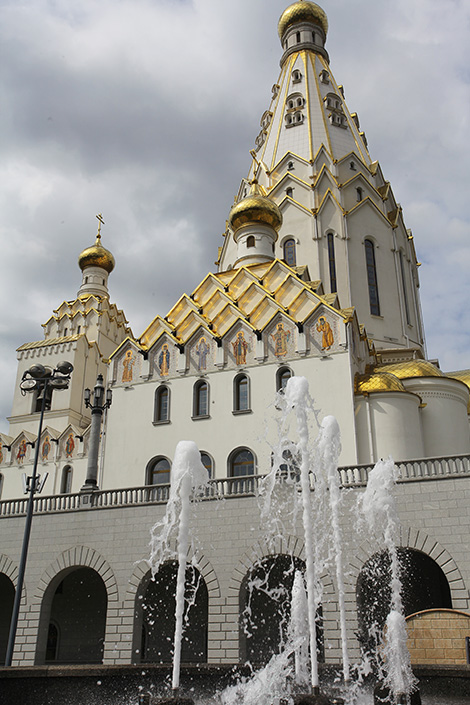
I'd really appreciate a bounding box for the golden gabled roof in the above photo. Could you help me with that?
[17,334,83,351]
[355,371,406,395]
[138,260,347,350]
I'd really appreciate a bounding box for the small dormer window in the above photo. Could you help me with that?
[356,187,363,202]
[84,276,88,284]
[288,99,294,110]
[287,161,294,171]
[247,236,255,248]
[64,328,68,337]
[286,187,293,198]
[320,70,329,84]
[350,162,356,171]
[292,70,302,84]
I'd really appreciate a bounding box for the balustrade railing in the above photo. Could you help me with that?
[1,454,469,518]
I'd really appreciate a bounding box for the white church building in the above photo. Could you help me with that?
[1,1,469,675]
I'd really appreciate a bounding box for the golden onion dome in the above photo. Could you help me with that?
[78,234,115,274]
[375,360,444,380]
[355,371,406,395]
[278,1,328,40]
[229,180,283,233]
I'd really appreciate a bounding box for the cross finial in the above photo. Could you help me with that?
[96,213,105,240]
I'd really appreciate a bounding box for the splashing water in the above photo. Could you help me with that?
[357,457,417,700]
[148,440,209,691]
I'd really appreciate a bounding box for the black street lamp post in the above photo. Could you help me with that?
[5,361,73,667]
[81,374,112,492]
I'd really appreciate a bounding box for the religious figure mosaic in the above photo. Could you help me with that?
[231,331,249,365]
[316,316,334,351]
[65,433,75,458]
[16,439,27,464]
[196,336,210,371]
[41,435,51,461]
[271,321,291,357]
[122,349,135,383]
[158,343,171,377]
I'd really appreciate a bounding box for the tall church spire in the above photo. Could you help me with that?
[219,2,425,354]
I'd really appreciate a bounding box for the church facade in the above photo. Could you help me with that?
[1,2,469,673]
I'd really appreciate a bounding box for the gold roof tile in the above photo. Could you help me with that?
[376,360,444,380]
[355,371,406,395]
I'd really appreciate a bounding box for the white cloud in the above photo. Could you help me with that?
[0,0,469,432]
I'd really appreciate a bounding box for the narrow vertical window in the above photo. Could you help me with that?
[283,239,296,266]
[356,187,363,202]
[193,380,209,418]
[276,367,292,393]
[154,386,170,423]
[0,473,3,499]
[296,31,301,43]
[60,466,73,494]
[365,240,380,316]
[234,374,250,412]
[246,236,255,248]
[327,233,337,294]
[399,251,411,325]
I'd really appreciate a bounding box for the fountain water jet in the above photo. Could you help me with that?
[148,440,209,702]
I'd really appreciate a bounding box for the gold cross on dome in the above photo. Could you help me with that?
[96,213,105,239]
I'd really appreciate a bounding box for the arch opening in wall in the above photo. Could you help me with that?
[154,385,170,424]
[239,555,323,665]
[35,567,107,665]
[133,563,208,664]
[246,235,256,249]
[356,548,452,657]
[0,573,14,665]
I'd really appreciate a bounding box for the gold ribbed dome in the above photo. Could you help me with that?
[376,360,444,380]
[355,371,406,395]
[229,180,283,232]
[78,235,115,274]
[278,1,328,40]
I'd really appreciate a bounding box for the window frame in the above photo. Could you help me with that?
[327,232,337,294]
[365,239,380,316]
[228,447,256,478]
[60,465,73,494]
[193,379,210,419]
[276,366,293,393]
[146,456,171,486]
[154,385,170,424]
[283,238,297,267]
[233,373,251,414]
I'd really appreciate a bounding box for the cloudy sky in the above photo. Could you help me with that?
[1,0,469,433]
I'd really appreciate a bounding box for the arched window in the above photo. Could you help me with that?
[246,235,255,248]
[229,448,255,477]
[276,366,292,393]
[60,466,73,494]
[154,385,170,423]
[356,187,363,202]
[327,233,337,294]
[147,457,171,486]
[193,380,209,418]
[399,250,411,325]
[365,239,380,316]
[287,161,294,171]
[234,374,250,413]
[200,452,213,479]
[283,238,296,266]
